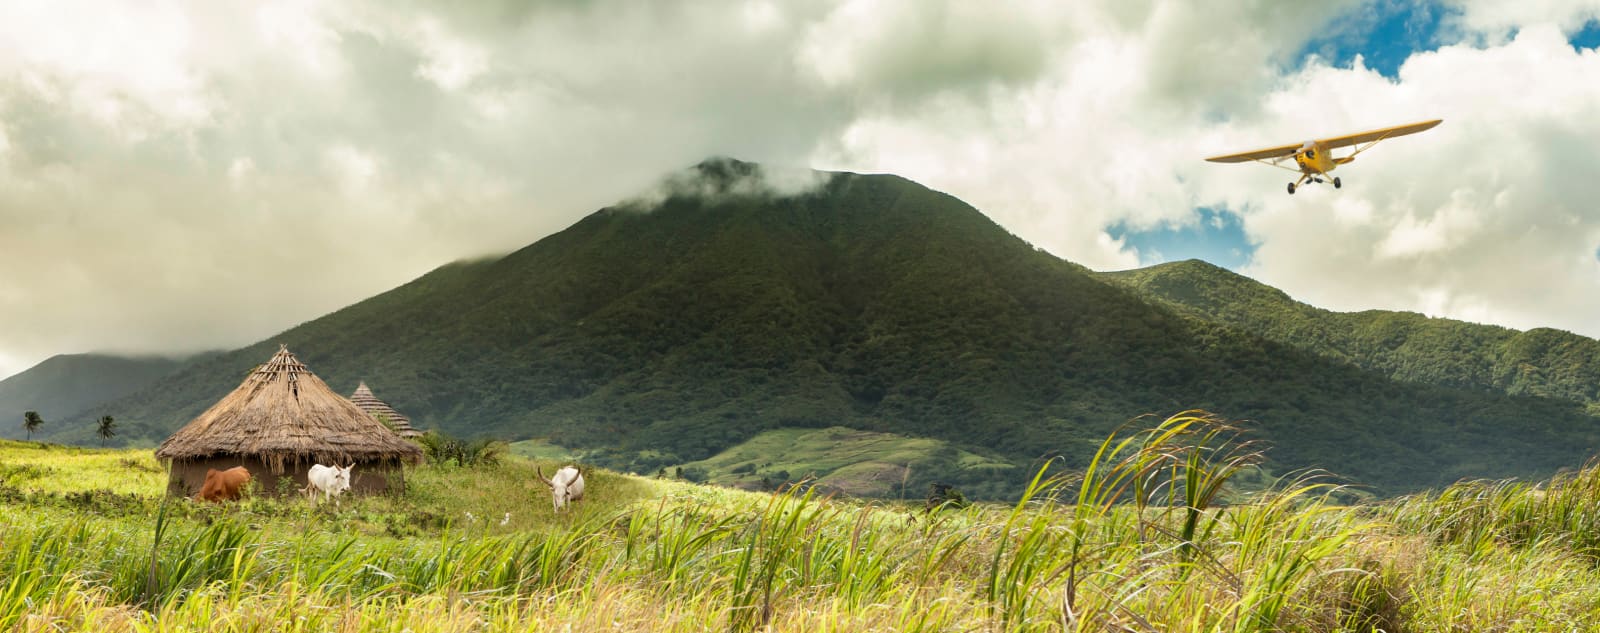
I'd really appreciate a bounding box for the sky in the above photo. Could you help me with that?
[2,0,1599,380]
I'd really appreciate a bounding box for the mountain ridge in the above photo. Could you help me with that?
[33,159,1600,496]
[0,353,196,438]
[1100,258,1600,409]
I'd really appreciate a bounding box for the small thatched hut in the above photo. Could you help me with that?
[155,345,424,497]
[349,381,423,438]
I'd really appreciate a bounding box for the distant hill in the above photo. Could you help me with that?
[66,159,1600,496]
[0,354,193,438]
[1100,259,1600,412]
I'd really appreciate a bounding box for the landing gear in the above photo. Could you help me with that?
[1286,173,1340,195]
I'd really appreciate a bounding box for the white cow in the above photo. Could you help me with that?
[305,463,353,504]
[537,465,585,512]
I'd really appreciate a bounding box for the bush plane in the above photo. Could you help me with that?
[1205,119,1442,194]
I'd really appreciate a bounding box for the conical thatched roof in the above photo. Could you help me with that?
[349,381,423,438]
[155,345,423,469]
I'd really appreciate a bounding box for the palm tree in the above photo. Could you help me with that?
[96,415,116,447]
[22,411,43,441]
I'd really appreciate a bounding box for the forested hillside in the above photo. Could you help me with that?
[1101,259,1600,412]
[0,354,192,437]
[61,159,1600,496]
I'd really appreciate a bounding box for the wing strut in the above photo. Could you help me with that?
[1250,157,1303,174]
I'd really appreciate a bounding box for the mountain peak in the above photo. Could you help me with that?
[615,157,835,211]
[1102,257,1297,314]
[690,156,759,178]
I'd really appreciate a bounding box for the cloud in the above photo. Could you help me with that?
[1445,0,1600,39]
[1220,26,1600,338]
[0,1,857,377]
[810,1,1364,270]
[796,0,1061,104]
[1,0,1598,380]
[618,158,832,211]
[814,3,1600,341]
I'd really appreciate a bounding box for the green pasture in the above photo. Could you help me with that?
[678,426,1012,496]
[507,438,579,463]
[5,415,1600,631]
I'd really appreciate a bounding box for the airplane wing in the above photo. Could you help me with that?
[1316,119,1442,150]
[1203,141,1304,163]
[1205,119,1443,163]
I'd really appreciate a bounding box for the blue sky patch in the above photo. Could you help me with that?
[1108,207,1254,270]
[1573,20,1600,51]
[1297,0,1451,79]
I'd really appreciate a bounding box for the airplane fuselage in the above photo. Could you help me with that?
[1292,142,1336,175]
[1286,141,1353,193]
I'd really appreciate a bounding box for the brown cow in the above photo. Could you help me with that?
[196,466,252,503]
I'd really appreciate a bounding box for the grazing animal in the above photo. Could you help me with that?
[305,463,354,504]
[197,466,252,503]
[537,465,585,512]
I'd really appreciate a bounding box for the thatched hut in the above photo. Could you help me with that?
[349,381,423,438]
[155,345,424,497]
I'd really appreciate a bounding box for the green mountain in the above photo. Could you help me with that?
[1100,259,1600,412]
[1,353,193,438]
[65,159,1600,496]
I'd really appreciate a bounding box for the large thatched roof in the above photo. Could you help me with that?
[155,345,423,469]
[349,381,423,438]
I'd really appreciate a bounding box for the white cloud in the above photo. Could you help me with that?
[411,17,488,92]
[1446,0,1600,39]
[0,0,857,378]
[620,159,832,212]
[811,1,1364,269]
[323,144,381,196]
[814,4,1600,341]
[1,0,1599,381]
[1373,196,1483,259]
[227,157,256,191]
[1224,26,1600,337]
[253,0,347,78]
[797,0,1062,101]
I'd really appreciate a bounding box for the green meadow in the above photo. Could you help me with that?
[5,414,1600,632]
[677,426,1013,497]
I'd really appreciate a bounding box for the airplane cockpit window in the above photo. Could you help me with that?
[1305,149,1316,159]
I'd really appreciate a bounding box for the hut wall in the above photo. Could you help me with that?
[166,456,405,498]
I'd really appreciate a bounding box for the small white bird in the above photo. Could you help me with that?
[500,512,511,526]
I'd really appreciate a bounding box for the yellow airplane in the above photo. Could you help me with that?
[1206,119,1442,194]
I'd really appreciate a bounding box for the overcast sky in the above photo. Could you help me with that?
[2,0,1598,380]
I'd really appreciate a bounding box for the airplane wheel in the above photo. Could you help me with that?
[1333,177,1342,189]
[1287,182,1296,195]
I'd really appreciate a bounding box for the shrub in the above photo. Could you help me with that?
[679,467,709,483]
[416,431,507,468]
[924,482,970,510]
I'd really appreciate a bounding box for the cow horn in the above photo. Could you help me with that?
[537,466,553,487]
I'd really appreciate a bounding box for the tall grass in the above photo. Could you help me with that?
[8,416,1600,630]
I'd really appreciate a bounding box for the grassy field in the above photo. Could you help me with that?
[678,426,1013,496]
[507,438,578,463]
[5,415,1600,631]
